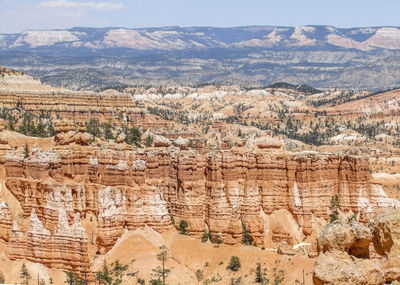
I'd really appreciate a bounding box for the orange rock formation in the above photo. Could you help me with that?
[0,123,398,278]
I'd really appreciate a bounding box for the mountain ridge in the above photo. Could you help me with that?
[1,25,399,90]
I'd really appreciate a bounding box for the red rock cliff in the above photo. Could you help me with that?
[0,128,398,276]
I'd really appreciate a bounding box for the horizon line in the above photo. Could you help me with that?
[1,24,400,35]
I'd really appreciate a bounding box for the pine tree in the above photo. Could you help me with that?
[242,224,251,245]
[20,263,31,285]
[24,143,30,159]
[152,246,170,285]
[329,195,339,223]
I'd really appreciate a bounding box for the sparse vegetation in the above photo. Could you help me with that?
[151,246,170,285]
[273,261,285,285]
[125,127,142,147]
[202,229,212,242]
[347,213,358,223]
[195,269,203,281]
[149,279,162,285]
[179,220,188,235]
[94,259,128,285]
[20,263,31,285]
[145,135,154,147]
[242,224,251,245]
[330,195,340,223]
[24,143,30,159]
[255,263,268,284]
[227,256,241,272]
[65,271,83,285]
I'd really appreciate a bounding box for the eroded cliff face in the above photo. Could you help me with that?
[0,125,399,277]
[8,208,89,276]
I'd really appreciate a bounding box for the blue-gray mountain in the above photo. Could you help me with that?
[1,26,400,90]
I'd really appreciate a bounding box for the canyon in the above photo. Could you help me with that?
[0,68,399,284]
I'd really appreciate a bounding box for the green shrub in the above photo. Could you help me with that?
[242,224,251,245]
[227,256,241,272]
[195,269,203,281]
[202,230,211,242]
[179,220,188,235]
[329,195,339,223]
[149,279,162,285]
[145,135,154,147]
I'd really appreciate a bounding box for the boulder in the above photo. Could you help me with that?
[253,136,282,149]
[372,210,400,257]
[317,220,357,253]
[277,241,295,255]
[174,136,189,149]
[153,135,171,147]
[313,252,385,285]
[116,133,126,144]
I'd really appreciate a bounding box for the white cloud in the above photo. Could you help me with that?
[38,0,123,10]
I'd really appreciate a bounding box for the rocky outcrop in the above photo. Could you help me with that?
[153,135,171,147]
[0,80,144,126]
[8,208,89,276]
[314,252,385,285]
[317,219,372,257]
[313,211,400,284]
[4,143,398,252]
[0,200,12,241]
[1,136,398,277]
[372,211,400,282]
[54,120,91,145]
[277,241,295,255]
[96,185,171,253]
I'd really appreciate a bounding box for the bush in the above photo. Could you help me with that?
[145,135,153,147]
[255,263,268,283]
[329,195,339,223]
[179,220,188,235]
[202,230,211,242]
[227,256,241,272]
[242,224,251,245]
[24,144,30,159]
[125,127,141,147]
[195,269,203,281]
[149,279,162,285]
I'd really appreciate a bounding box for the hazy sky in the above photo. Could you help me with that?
[0,0,399,33]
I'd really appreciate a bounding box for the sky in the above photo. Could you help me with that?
[0,0,399,34]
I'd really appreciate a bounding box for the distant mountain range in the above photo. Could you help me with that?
[1,26,399,90]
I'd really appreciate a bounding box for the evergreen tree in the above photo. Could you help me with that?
[145,135,154,147]
[330,195,340,223]
[20,263,31,285]
[179,220,188,235]
[227,256,241,272]
[24,143,30,159]
[242,224,251,245]
[125,127,141,147]
[152,246,170,285]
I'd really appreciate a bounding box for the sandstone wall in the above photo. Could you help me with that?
[0,131,398,277]
[4,142,399,250]
[0,88,146,126]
